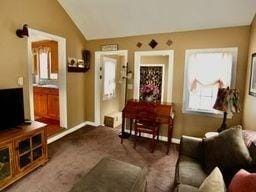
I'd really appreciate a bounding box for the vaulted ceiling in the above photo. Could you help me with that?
[57,0,256,40]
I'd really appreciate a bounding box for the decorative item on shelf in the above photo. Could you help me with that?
[249,53,256,97]
[16,24,29,38]
[82,49,90,72]
[166,40,173,46]
[101,44,118,51]
[149,39,158,49]
[77,59,85,68]
[136,42,142,48]
[67,57,77,67]
[213,87,241,132]
[67,50,90,73]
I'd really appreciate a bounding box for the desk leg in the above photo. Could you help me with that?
[120,115,125,144]
[167,123,173,155]
[119,115,130,144]
[129,119,133,135]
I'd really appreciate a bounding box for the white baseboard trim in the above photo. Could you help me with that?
[47,121,95,144]
[85,121,101,127]
[125,130,180,144]
[47,122,180,145]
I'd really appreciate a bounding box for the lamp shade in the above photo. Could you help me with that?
[213,87,241,113]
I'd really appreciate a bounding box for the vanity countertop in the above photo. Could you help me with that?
[33,84,59,89]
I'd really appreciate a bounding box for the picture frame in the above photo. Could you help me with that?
[101,44,118,51]
[249,53,256,97]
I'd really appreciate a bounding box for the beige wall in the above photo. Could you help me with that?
[243,15,256,130]
[86,26,250,138]
[0,0,87,128]
[141,56,169,65]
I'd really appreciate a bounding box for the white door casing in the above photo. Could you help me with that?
[27,28,67,128]
[134,50,174,103]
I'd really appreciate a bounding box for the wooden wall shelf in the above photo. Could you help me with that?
[67,66,88,73]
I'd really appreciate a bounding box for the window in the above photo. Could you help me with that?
[183,48,237,115]
[103,57,117,100]
[39,52,49,79]
[38,47,51,80]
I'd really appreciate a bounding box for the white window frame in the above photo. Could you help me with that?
[183,47,238,118]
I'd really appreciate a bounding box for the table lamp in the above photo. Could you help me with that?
[213,87,241,132]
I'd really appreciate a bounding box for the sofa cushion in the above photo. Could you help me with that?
[203,127,252,174]
[228,169,256,192]
[176,155,207,188]
[199,167,226,192]
[175,184,198,192]
[243,130,256,165]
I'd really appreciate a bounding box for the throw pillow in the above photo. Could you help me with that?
[248,143,256,165]
[203,127,252,174]
[199,167,226,192]
[243,130,256,165]
[228,169,256,192]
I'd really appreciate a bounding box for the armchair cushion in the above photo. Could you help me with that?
[176,155,207,188]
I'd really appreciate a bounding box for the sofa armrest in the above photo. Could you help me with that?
[180,136,203,160]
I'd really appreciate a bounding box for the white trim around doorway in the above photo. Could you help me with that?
[134,50,174,103]
[94,50,128,126]
[27,28,68,128]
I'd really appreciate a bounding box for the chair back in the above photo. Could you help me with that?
[136,102,156,124]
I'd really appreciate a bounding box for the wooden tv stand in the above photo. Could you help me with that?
[0,121,48,191]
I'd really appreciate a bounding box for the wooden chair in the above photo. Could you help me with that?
[133,102,159,153]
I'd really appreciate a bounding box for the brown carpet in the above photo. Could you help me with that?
[5,126,179,192]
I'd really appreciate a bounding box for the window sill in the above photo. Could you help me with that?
[182,109,233,119]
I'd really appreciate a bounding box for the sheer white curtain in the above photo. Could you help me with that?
[103,57,117,100]
[38,47,50,79]
[188,53,232,91]
[187,52,233,111]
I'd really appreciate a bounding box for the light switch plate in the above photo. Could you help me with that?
[18,77,23,86]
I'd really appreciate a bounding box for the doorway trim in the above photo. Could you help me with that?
[94,50,128,126]
[27,28,68,128]
[134,50,174,102]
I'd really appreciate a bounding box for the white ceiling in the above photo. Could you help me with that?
[57,0,256,40]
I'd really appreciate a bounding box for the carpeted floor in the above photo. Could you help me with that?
[5,126,179,192]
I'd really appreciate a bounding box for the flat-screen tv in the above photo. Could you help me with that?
[0,88,25,130]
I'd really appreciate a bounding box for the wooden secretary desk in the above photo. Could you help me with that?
[120,99,174,154]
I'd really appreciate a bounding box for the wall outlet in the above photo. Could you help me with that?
[18,77,23,86]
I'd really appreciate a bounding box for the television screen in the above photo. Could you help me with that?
[0,88,25,130]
